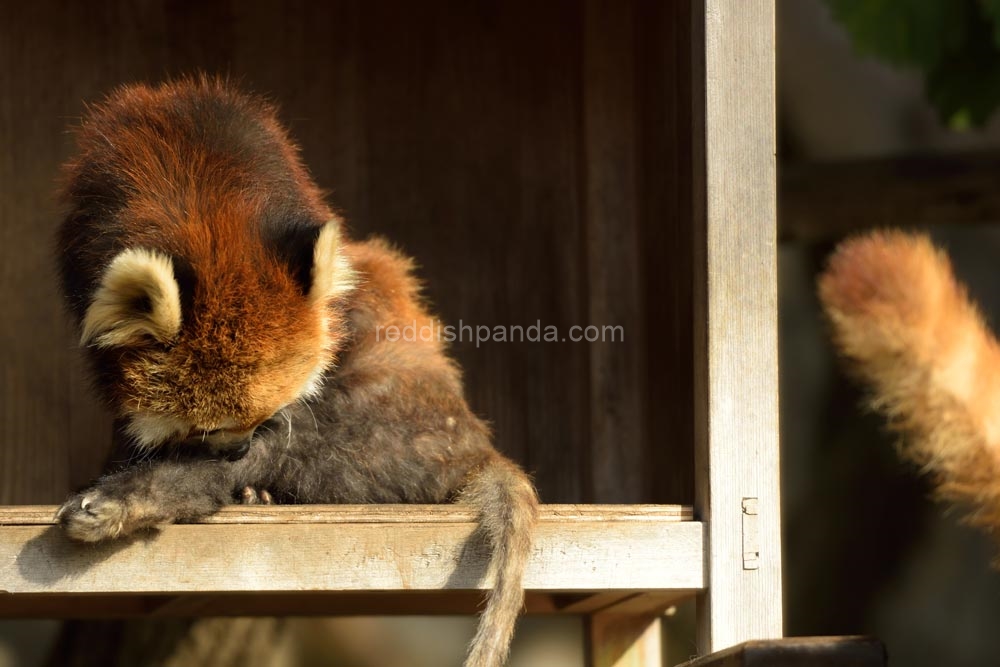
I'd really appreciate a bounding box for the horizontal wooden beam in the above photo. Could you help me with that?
[0,504,702,617]
[0,503,693,526]
[779,151,1000,243]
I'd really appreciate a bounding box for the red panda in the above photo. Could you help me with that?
[55,76,538,667]
[819,230,1000,534]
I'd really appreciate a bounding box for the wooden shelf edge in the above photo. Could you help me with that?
[0,505,704,615]
[0,503,694,526]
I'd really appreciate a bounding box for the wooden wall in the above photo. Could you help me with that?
[0,0,694,505]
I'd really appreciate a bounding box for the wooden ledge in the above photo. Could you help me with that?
[0,504,702,618]
[0,503,693,526]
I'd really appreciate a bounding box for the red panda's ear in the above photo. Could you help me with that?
[309,218,355,305]
[80,248,182,348]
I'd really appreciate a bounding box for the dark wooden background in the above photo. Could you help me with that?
[0,0,693,505]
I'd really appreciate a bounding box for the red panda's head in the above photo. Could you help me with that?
[57,77,355,453]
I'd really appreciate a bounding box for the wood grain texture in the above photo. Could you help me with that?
[0,503,693,526]
[351,0,597,502]
[639,0,696,505]
[582,0,646,503]
[0,506,704,598]
[691,0,783,654]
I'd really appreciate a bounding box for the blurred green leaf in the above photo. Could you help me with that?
[981,0,1000,46]
[824,0,1000,127]
[825,0,969,67]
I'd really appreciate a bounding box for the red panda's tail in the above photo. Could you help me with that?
[819,230,1000,530]
[460,451,538,667]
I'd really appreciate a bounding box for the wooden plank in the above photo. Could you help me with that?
[0,504,693,525]
[582,0,646,503]
[495,0,590,503]
[638,0,696,504]
[587,613,662,667]
[676,637,886,667]
[691,0,782,654]
[0,507,704,597]
[780,152,1000,242]
[229,0,368,222]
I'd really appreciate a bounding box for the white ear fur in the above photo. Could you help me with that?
[310,219,356,304]
[81,248,182,348]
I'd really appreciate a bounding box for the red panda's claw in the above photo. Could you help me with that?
[57,491,127,542]
[239,486,274,505]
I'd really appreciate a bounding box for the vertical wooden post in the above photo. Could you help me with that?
[587,613,662,667]
[691,0,782,655]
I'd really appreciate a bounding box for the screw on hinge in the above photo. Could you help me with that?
[742,497,759,570]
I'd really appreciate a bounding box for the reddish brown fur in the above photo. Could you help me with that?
[59,77,348,432]
[346,238,436,331]
[819,230,1000,534]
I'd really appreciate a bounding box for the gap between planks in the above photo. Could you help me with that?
[1,591,701,619]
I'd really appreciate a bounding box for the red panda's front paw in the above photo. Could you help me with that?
[56,490,128,542]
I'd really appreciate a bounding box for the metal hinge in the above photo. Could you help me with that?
[742,497,759,570]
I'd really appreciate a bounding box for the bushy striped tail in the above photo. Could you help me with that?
[819,230,1000,531]
[460,451,539,667]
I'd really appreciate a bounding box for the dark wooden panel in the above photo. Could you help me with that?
[229,0,367,220]
[162,0,234,74]
[352,0,594,502]
[491,0,590,501]
[582,0,646,503]
[0,0,691,506]
[638,0,696,504]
